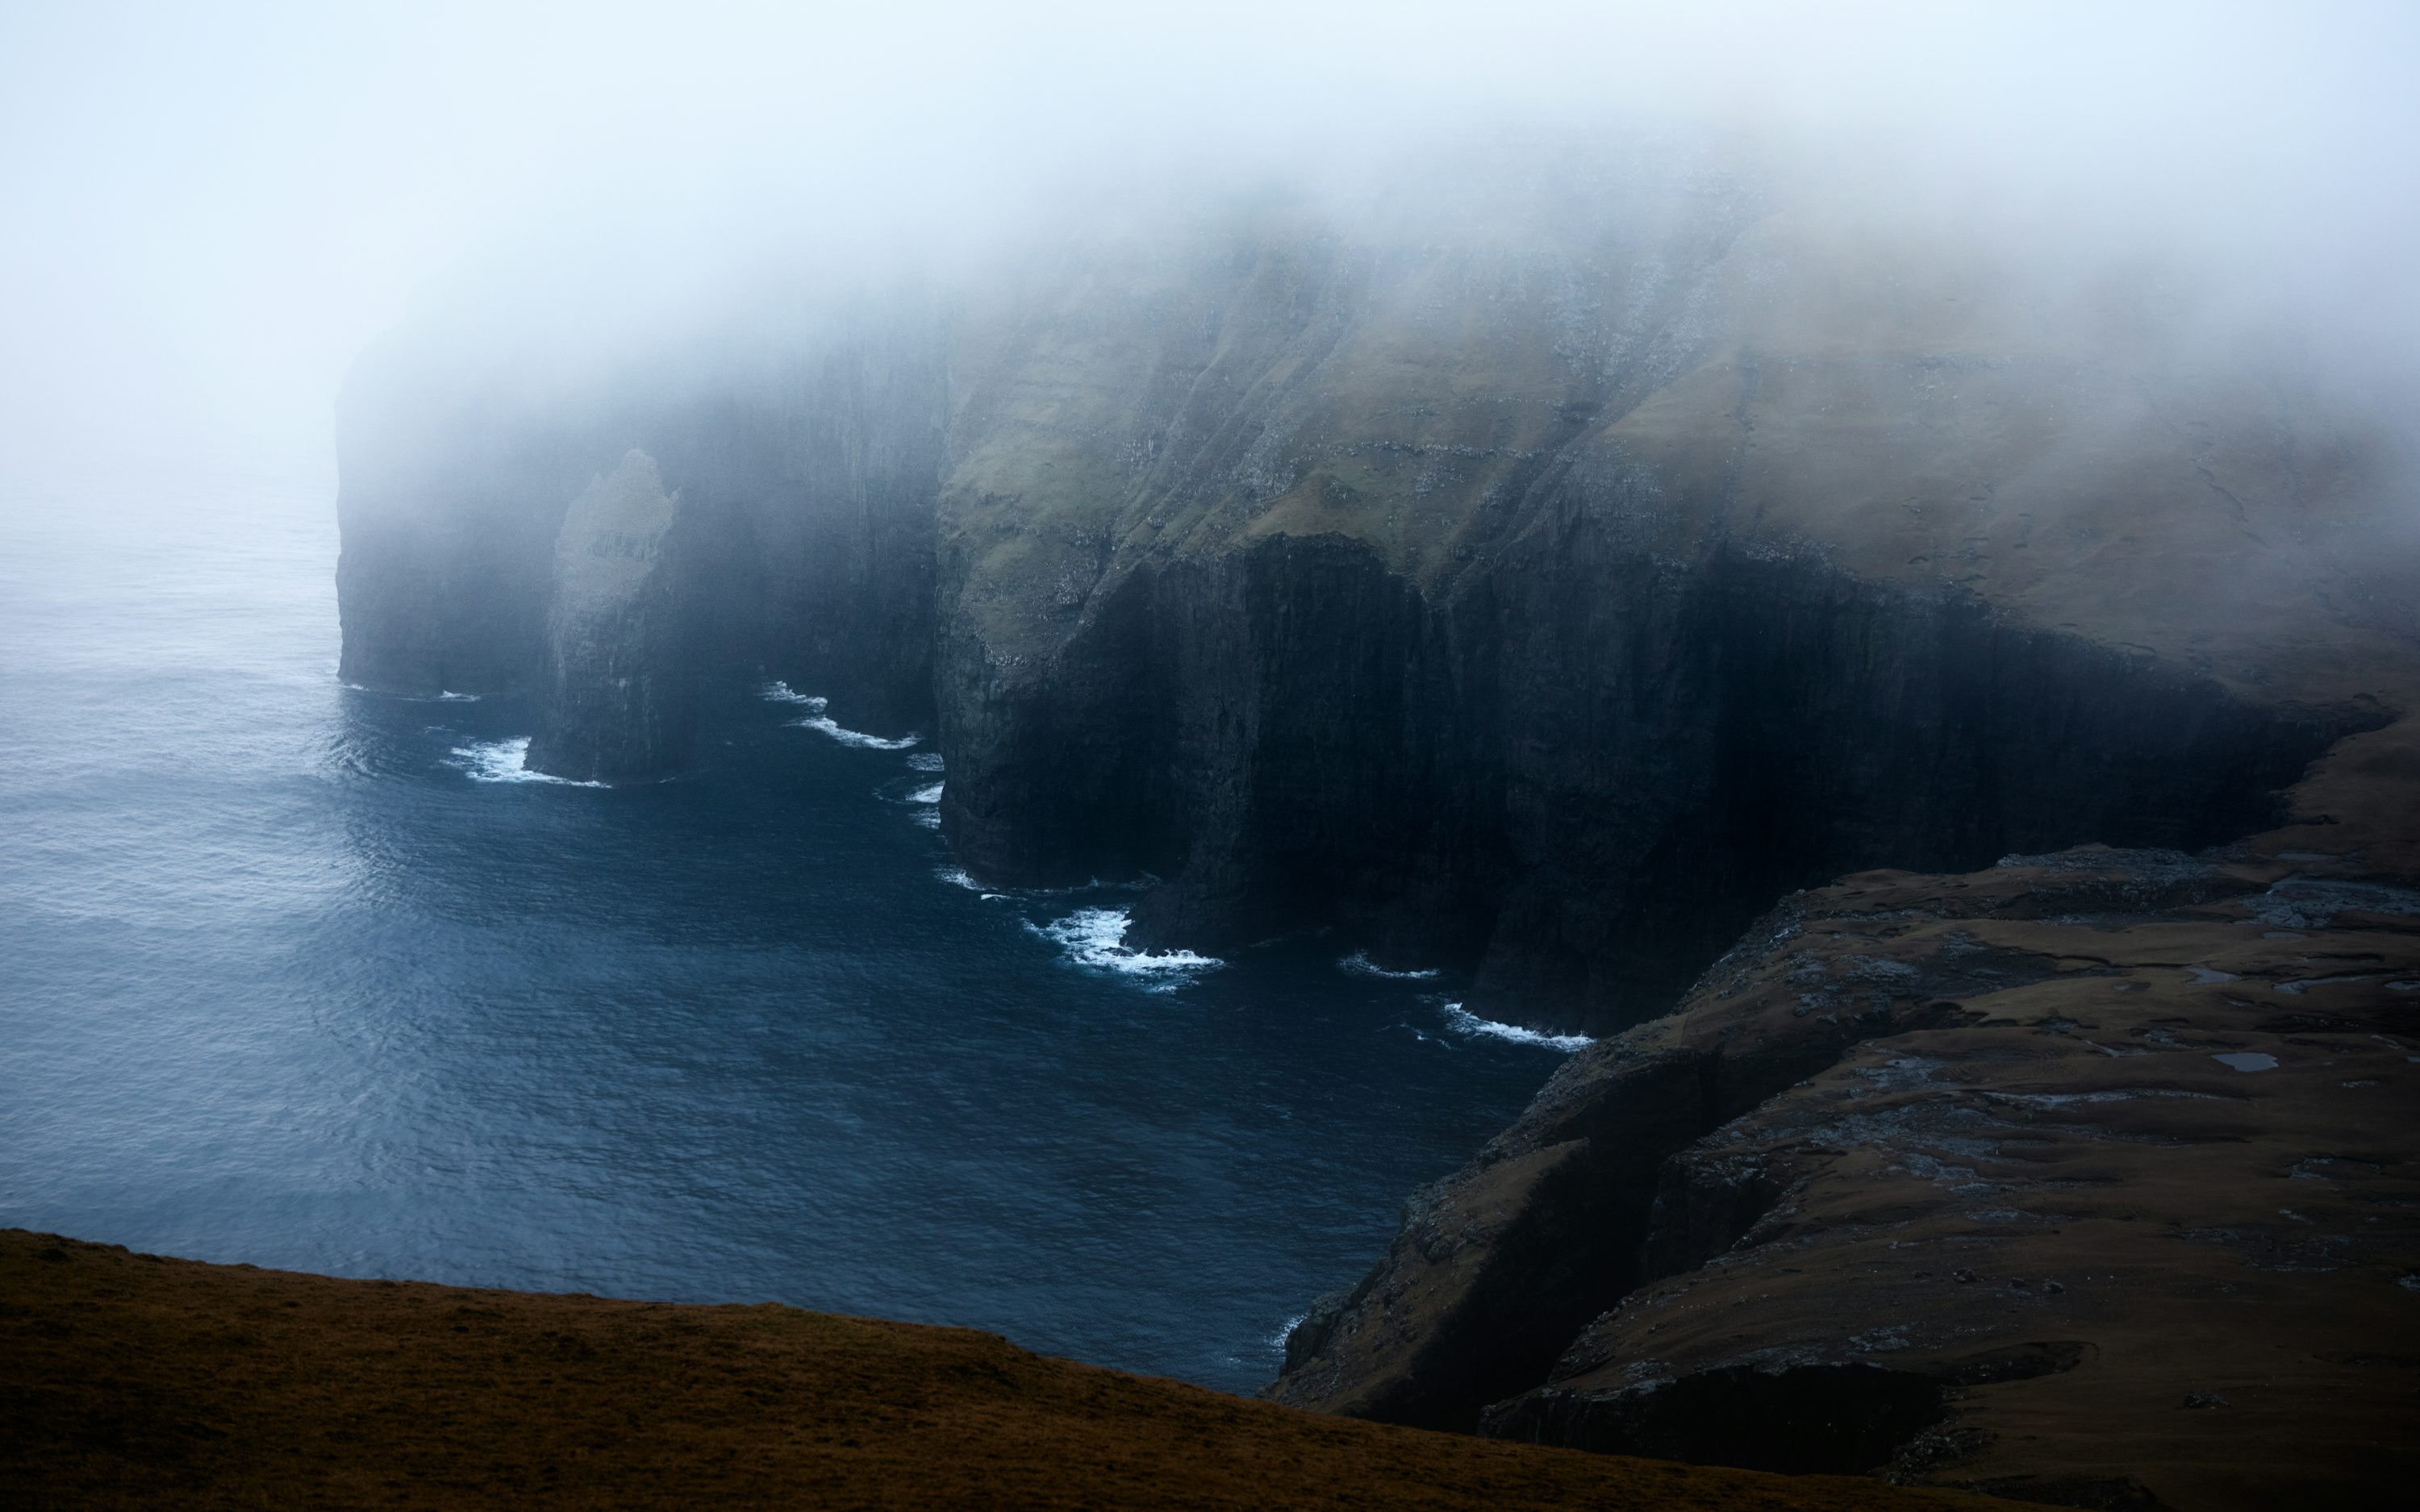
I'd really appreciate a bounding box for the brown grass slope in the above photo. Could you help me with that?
[0,1231,2007,1511]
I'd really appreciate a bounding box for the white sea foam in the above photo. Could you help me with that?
[793,713,920,750]
[760,681,825,709]
[1030,906,1223,989]
[1269,1312,1307,1349]
[909,782,944,805]
[907,752,945,773]
[447,737,605,787]
[1441,1002,1590,1051]
[937,867,983,890]
[763,681,921,747]
[340,681,481,703]
[1339,949,1439,981]
[912,808,941,829]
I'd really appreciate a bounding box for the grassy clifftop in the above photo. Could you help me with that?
[937,157,2418,706]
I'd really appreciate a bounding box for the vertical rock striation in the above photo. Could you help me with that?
[937,515,2370,1034]
[526,451,693,782]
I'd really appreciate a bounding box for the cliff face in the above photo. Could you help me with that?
[524,451,694,782]
[920,169,2403,1029]
[941,527,2359,1031]
[336,297,948,745]
[333,150,2420,1505]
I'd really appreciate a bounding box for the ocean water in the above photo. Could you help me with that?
[0,469,1575,1393]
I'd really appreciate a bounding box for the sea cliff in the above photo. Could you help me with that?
[333,151,2420,1506]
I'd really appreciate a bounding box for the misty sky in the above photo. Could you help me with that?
[2,1,2413,489]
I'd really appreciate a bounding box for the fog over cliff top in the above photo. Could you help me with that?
[2,1,2414,492]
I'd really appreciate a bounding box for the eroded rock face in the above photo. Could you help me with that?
[940,528,2367,1033]
[1264,839,2420,1508]
[525,452,692,782]
[1482,1362,1950,1477]
[915,155,2412,1033]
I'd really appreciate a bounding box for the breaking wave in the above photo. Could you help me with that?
[1440,1002,1590,1052]
[874,775,945,827]
[760,681,824,708]
[762,681,920,748]
[446,737,605,788]
[340,682,482,702]
[1029,906,1223,990]
[1339,949,1439,981]
[934,866,1011,900]
[795,714,920,751]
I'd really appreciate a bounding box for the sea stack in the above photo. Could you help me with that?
[525,450,695,783]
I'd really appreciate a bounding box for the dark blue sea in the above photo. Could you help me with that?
[0,467,1580,1393]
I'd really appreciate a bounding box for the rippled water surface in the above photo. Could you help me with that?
[0,470,1572,1391]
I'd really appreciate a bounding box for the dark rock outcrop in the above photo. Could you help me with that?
[524,451,695,782]
[1480,1362,1948,1477]
[942,527,2365,1032]
[1258,889,2085,1434]
[1265,840,2420,1508]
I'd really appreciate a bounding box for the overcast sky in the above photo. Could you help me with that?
[2,1,2413,488]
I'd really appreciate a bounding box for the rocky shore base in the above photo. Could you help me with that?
[1268,804,2420,1510]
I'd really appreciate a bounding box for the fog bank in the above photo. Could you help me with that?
[2,1,2413,492]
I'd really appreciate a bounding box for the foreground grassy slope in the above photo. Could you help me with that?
[0,1231,2003,1511]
